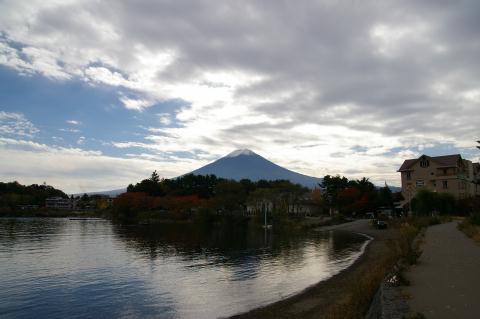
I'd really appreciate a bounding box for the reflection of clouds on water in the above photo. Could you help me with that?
[0,218,180,319]
[0,218,368,319]
[110,223,368,318]
[0,217,64,252]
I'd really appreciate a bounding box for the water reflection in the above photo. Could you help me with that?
[0,218,64,250]
[0,218,369,319]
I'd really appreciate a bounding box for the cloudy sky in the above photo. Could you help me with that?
[0,0,479,193]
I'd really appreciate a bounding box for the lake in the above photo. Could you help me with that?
[0,218,370,319]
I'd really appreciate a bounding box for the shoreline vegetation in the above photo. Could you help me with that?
[458,213,480,244]
[1,172,399,230]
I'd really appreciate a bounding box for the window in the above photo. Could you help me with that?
[443,169,448,175]
[420,159,429,168]
[416,180,424,187]
[431,180,436,187]
[406,171,411,180]
[442,180,448,189]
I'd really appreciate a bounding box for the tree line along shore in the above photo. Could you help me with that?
[1,171,479,223]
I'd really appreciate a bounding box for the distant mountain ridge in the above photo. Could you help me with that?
[72,188,126,197]
[189,149,323,188]
[83,149,401,195]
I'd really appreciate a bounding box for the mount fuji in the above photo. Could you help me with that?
[189,149,322,188]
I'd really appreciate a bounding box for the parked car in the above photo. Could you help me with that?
[375,220,388,229]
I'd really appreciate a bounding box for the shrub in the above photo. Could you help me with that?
[113,192,152,219]
[411,190,456,216]
[470,212,480,226]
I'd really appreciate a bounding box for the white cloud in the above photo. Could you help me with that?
[157,113,172,125]
[66,120,81,125]
[85,66,131,87]
[1,1,480,188]
[76,136,85,145]
[0,137,197,193]
[369,22,430,57]
[22,46,71,79]
[59,128,80,133]
[119,96,155,111]
[0,111,39,137]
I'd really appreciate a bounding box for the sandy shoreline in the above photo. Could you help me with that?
[231,219,397,319]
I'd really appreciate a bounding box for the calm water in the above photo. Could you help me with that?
[0,218,369,319]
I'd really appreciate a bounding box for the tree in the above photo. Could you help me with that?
[150,170,160,183]
[311,188,325,214]
[436,193,456,215]
[128,171,165,196]
[411,190,436,215]
[214,180,246,212]
[0,181,67,207]
[350,177,375,194]
[113,192,152,219]
[337,187,361,214]
[377,184,393,208]
[320,175,349,209]
[411,189,456,216]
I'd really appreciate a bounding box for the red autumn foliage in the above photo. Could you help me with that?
[162,195,208,213]
[338,187,361,203]
[113,192,153,217]
[113,192,211,217]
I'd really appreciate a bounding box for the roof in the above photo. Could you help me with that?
[398,159,417,171]
[398,154,462,172]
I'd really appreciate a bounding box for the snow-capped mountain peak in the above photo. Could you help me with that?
[189,149,323,188]
[226,149,256,157]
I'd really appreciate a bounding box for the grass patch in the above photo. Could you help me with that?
[458,213,480,244]
[325,218,436,318]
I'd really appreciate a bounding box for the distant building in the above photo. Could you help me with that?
[246,200,273,215]
[45,197,73,210]
[398,154,480,201]
[287,202,315,216]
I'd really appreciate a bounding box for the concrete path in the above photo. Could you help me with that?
[406,222,480,319]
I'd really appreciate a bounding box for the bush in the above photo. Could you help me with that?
[411,190,456,216]
[470,213,480,226]
[194,208,216,225]
[113,192,152,219]
[458,214,480,243]
[436,193,456,215]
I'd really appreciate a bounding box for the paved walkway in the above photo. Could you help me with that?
[406,222,480,319]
